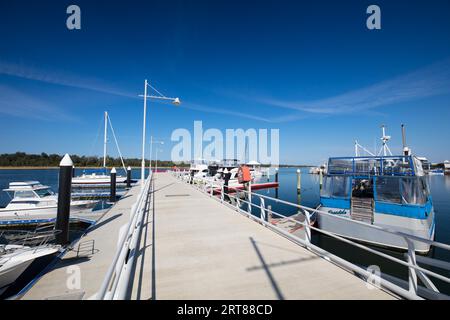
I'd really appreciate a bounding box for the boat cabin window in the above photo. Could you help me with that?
[34,188,54,198]
[374,177,402,204]
[14,190,37,199]
[375,177,428,205]
[321,176,350,198]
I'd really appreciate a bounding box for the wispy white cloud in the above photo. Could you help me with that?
[0,60,136,98]
[254,58,450,116]
[0,84,77,122]
[181,102,274,122]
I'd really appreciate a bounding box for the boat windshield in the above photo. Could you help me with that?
[34,188,55,198]
[14,190,38,199]
[321,176,351,198]
[375,176,429,205]
[328,156,416,176]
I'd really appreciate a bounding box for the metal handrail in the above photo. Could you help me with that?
[172,170,450,299]
[97,174,152,300]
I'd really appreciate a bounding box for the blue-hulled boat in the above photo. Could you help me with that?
[317,155,435,253]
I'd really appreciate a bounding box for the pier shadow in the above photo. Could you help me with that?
[150,182,175,194]
[126,178,156,300]
[51,256,92,270]
[246,255,318,272]
[86,213,122,233]
[249,237,285,300]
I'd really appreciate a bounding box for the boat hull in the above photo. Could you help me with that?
[72,175,128,185]
[317,206,435,253]
[0,201,100,225]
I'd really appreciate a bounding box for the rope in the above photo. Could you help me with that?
[107,114,127,175]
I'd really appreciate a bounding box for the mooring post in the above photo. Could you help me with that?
[224,169,230,202]
[110,167,117,202]
[72,166,76,178]
[319,168,323,190]
[126,166,132,188]
[247,180,252,214]
[55,154,73,245]
[275,168,279,199]
[297,169,301,194]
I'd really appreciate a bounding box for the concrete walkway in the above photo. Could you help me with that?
[146,173,394,300]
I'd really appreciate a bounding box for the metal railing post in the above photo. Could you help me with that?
[236,190,241,210]
[406,238,418,295]
[260,196,266,223]
[304,210,311,245]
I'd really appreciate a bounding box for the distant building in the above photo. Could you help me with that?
[445,160,450,175]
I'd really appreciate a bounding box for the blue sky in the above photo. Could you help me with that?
[1,0,450,164]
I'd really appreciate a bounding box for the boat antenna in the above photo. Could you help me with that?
[401,124,411,156]
[378,124,392,157]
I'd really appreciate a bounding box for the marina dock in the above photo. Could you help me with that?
[21,173,394,300]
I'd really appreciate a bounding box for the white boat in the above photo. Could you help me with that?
[318,155,435,253]
[428,169,444,176]
[0,181,99,225]
[72,111,128,186]
[246,160,269,178]
[444,160,450,175]
[318,126,435,253]
[0,244,59,296]
[72,172,128,185]
[309,163,327,175]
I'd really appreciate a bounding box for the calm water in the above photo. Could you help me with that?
[1,167,449,294]
[0,168,148,207]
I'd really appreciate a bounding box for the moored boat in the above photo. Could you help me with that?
[0,181,99,225]
[317,155,435,253]
[72,111,128,186]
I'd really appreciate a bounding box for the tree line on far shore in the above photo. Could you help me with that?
[0,152,188,168]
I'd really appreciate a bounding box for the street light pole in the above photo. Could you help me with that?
[139,79,180,185]
[141,79,148,187]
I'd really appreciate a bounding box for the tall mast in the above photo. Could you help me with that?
[103,111,108,168]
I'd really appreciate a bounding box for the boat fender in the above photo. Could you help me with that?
[238,165,252,183]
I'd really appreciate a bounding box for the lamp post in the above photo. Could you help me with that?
[155,148,163,173]
[149,136,164,172]
[139,80,180,187]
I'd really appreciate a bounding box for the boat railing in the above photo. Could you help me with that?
[0,229,62,248]
[171,169,450,300]
[97,173,153,300]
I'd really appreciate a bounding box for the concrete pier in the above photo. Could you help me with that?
[21,173,395,300]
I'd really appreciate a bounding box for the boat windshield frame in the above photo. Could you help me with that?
[327,155,421,177]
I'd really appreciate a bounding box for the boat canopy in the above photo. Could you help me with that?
[4,181,50,192]
[327,155,424,177]
[221,159,240,167]
[322,175,429,205]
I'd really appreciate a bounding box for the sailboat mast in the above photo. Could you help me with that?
[103,111,108,168]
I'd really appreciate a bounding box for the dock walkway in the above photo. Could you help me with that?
[143,173,393,299]
[22,173,395,300]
